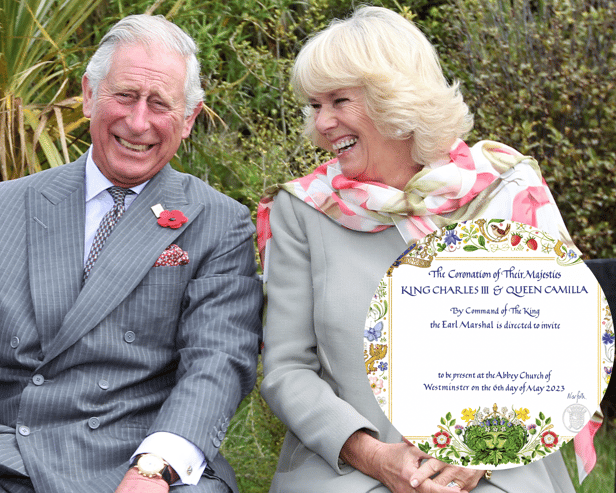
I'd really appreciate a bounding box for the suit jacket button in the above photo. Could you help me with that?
[32,374,45,386]
[18,426,30,436]
[217,430,225,441]
[98,379,109,390]
[10,336,20,348]
[124,331,136,343]
[212,437,221,448]
[88,417,100,429]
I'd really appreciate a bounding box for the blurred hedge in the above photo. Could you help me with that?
[5,0,614,257]
[439,0,616,258]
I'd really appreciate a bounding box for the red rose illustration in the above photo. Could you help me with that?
[433,431,451,448]
[541,430,558,448]
[158,210,188,229]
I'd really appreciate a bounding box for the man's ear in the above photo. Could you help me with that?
[181,101,203,139]
[82,75,94,118]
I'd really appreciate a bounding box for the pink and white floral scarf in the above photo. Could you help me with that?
[257,139,570,265]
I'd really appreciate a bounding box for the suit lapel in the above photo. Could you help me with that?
[42,164,204,365]
[27,156,86,354]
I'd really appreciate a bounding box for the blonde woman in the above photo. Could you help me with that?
[258,7,576,493]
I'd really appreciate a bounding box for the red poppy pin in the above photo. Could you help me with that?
[150,204,188,229]
[157,209,188,229]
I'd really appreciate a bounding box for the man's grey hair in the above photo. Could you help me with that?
[85,14,204,117]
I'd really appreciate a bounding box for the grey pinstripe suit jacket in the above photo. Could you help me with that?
[0,153,263,492]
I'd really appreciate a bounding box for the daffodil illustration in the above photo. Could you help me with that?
[515,407,530,421]
[461,407,477,423]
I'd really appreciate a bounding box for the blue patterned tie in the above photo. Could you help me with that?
[83,186,134,283]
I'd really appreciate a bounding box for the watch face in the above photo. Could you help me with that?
[138,454,165,475]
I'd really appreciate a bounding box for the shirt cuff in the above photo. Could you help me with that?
[132,432,207,485]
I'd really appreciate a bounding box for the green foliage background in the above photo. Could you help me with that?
[2,0,615,491]
[4,0,614,258]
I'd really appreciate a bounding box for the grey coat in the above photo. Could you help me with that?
[261,190,575,493]
[0,153,262,492]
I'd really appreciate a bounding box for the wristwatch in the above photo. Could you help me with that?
[130,454,177,485]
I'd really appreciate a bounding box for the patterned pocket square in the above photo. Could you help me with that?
[154,244,189,267]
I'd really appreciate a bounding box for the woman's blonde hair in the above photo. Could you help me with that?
[292,6,473,166]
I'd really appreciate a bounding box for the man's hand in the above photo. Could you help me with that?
[115,468,169,493]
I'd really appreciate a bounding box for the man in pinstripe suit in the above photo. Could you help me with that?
[0,14,262,493]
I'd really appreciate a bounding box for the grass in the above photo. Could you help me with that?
[221,362,285,493]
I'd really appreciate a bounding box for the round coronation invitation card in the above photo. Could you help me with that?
[363,219,614,470]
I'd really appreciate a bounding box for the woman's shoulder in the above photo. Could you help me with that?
[269,188,326,233]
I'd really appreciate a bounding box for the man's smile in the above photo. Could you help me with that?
[115,135,155,152]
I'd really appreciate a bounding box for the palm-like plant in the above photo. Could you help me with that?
[0,0,102,181]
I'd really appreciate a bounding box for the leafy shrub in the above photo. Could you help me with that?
[440,0,616,258]
[6,0,614,258]
[0,0,102,179]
